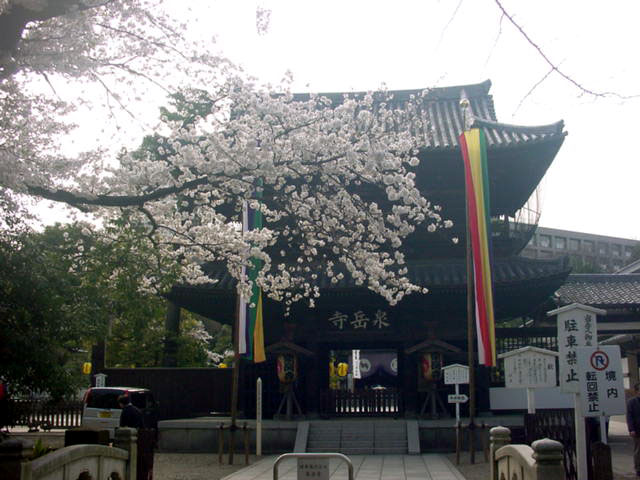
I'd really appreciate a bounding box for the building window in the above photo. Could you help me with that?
[584,240,595,253]
[625,246,634,258]
[569,239,580,251]
[539,235,551,248]
[612,244,621,257]
[528,236,536,247]
[555,237,567,250]
[598,243,608,255]
[540,250,554,259]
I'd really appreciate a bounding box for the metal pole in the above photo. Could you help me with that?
[466,175,477,464]
[257,377,262,456]
[600,416,608,444]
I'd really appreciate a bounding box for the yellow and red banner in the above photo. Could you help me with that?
[459,128,496,366]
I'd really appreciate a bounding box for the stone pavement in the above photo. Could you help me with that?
[222,454,465,480]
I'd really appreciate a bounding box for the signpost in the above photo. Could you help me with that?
[443,363,469,464]
[448,394,469,404]
[498,346,558,413]
[576,345,625,444]
[94,373,106,388]
[548,303,606,480]
[352,350,361,379]
[443,364,470,424]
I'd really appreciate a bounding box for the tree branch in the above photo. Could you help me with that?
[494,0,640,100]
[27,175,210,208]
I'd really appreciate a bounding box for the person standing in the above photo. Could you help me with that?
[118,395,144,429]
[627,382,640,476]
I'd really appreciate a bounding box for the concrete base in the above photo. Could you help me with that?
[158,414,525,454]
[158,418,299,453]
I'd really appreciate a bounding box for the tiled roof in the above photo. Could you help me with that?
[180,255,570,293]
[556,274,640,307]
[293,80,566,151]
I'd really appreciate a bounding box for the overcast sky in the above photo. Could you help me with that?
[182,0,640,240]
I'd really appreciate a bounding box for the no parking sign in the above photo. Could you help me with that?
[576,345,625,417]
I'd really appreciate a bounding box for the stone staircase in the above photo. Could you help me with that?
[302,420,412,454]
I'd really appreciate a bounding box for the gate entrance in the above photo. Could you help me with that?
[320,348,401,416]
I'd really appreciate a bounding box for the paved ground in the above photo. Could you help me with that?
[218,454,465,480]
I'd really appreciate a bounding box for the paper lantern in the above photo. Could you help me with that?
[82,362,92,375]
[277,353,297,383]
[337,362,348,377]
[420,352,442,382]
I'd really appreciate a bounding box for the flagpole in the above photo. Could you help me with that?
[466,190,477,463]
[461,94,477,463]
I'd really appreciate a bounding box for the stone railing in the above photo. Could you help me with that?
[9,428,138,480]
[490,426,565,480]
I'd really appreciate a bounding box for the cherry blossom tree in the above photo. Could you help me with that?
[0,0,451,308]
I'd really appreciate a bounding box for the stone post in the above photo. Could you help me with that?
[114,428,137,480]
[0,438,33,480]
[489,426,511,480]
[531,438,564,480]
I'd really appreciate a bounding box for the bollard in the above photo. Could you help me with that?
[531,438,564,480]
[489,426,511,480]
[2,438,33,480]
[114,427,138,480]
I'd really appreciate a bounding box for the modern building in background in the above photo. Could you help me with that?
[521,226,639,272]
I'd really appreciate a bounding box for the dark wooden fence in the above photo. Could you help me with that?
[319,389,401,416]
[4,399,83,429]
[524,408,602,480]
[99,368,232,420]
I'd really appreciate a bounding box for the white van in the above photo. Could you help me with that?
[81,387,157,438]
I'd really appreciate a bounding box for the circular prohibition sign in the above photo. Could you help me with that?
[590,350,609,371]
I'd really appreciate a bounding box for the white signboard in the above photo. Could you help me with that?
[352,350,361,379]
[298,458,329,480]
[94,373,107,388]
[553,305,600,393]
[443,364,469,385]
[500,347,558,389]
[448,394,469,404]
[577,345,625,417]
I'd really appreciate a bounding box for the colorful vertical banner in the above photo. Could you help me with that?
[459,128,496,366]
[237,199,266,363]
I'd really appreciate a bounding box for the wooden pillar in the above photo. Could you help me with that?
[162,301,181,367]
[306,341,320,416]
[402,345,417,416]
